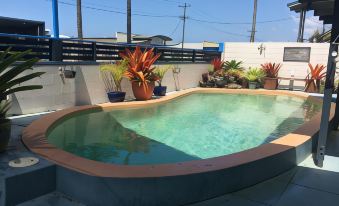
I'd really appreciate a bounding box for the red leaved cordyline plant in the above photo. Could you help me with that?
[211,58,224,72]
[306,63,326,80]
[119,46,161,90]
[305,63,326,91]
[261,62,282,78]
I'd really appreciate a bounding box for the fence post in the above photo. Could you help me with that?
[92,42,97,61]
[50,38,63,61]
[192,50,196,63]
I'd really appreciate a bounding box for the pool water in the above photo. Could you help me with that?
[47,93,321,165]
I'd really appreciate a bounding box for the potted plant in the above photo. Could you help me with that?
[0,49,44,152]
[120,46,160,101]
[100,60,128,102]
[261,62,282,90]
[225,60,243,70]
[305,63,326,93]
[153,65,171,96]
[244,68,265,89]
[211,58,226,87]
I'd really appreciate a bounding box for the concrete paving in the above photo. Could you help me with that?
[2,114,339,206]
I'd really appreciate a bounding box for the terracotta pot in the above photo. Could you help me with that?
[132,81,155,101]
[305,80,317,93]
[0,119,11,152]
[264,77,278,90]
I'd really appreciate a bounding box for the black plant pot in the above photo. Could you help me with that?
[215,80,227,88]
[206,81,215,87]
[154,86,167,96]
[199,81,207,87]
[64,70,76,78]
[107,91,126,103]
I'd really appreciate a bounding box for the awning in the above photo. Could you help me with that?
[288,0,335,24]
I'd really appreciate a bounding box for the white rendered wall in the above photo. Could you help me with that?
[222,42,330,88]
[9,63,209,115]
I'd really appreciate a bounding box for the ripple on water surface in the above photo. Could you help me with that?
[47,93,321,165]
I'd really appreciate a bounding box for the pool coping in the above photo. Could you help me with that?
[22,88,335,178]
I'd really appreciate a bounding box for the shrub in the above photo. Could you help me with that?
[261,62,282,78]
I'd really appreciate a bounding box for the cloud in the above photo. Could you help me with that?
[291,15,323,38]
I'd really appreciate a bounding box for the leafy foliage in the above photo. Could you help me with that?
[225,60,243,70]
[225,69,244,79]
[120,46,160,89]
[306,63,326,80]
[244,68,265,82]
[154,65,172,86]
[261,62,282,78]
[211,58,224,72]
[305,63,326,92]
[100,60,128,92]
[0,48,44,119]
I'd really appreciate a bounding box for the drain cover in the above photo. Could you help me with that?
[8,157,39,168]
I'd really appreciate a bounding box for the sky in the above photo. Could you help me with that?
[0,0,331,43]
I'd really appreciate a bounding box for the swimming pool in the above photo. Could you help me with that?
[48,93,320,165]
[23,88,333,206]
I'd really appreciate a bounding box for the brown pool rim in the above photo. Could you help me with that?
[22,88,335,178]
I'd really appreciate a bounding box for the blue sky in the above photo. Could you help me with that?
[0,0,329,43]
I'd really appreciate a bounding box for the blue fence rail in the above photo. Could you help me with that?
[0,33,221,63]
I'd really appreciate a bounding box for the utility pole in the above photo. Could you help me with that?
[127,0,132,44]
[179,3,190,50]
[250,0,258,42]
[76,0,83,39]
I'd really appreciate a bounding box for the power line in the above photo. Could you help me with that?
[169,20,181,37]
[153,0,183,4]
[188,17,292,25]
[45,0,180,19]
[189,20,248,42]
[69,0,176,16]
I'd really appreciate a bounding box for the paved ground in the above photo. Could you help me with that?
[3,114,339,206]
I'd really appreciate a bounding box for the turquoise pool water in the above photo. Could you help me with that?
[47,93,321,165]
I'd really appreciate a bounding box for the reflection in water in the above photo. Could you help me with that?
[49,112,198,165]
[48,93,321,165]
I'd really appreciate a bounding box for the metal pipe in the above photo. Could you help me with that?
[300,10,306,42]
[52,0,59,39]
[297,11,303,42]
[315,0,339,166]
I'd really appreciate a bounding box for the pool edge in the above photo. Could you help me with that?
[22,88,335,178]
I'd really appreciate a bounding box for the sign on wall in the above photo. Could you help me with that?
[283,47,311,62]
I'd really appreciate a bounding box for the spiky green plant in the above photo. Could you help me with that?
[0,48,44,119]
[244,67,265,82]
[225,60,243,70]
[154,65,172,86]
[100,60,128,92]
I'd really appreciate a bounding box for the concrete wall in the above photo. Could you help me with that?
[222,42,330,88]
[9,63,209,115]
